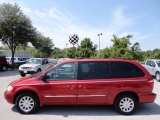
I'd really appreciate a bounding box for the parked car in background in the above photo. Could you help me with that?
[57,58,72,63]
[48,59,58,67]
[143,59,160,81]
[0,56,8,71]
[19,58,48,77]
[6,57,26,65]
[5,58,156,115]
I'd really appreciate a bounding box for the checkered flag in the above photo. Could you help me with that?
[69,34,79,45]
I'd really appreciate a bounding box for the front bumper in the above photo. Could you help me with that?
[19,70,35,74]
[138,92,156,103]
[4,91,15,104]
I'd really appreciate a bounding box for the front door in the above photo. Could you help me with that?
[41,62,77,105]
[77,61,110,104]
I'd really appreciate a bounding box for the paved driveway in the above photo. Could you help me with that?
[0,70,160,120]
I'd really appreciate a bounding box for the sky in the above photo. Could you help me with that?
[0,0,160,51]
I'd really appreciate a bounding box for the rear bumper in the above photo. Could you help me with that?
[138,92,156,103]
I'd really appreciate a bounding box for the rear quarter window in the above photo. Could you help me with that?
[110,61,145,78]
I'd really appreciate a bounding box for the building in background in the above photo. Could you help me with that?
[0,50,32,58]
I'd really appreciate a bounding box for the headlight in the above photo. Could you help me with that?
[7,85,13,92]
[31,67,36,70]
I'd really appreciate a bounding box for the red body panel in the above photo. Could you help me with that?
[77,80,110,104]
[4,58,156,106]
[39,80,77,105]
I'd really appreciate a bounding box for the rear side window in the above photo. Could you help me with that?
[77,61,110,80]
[110,61,145,78]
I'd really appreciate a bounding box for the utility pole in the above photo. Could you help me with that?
[97,33,103,58]
[65,43,68,58]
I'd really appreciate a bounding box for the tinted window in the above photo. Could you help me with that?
[110,61,145,78]
[46,62,76,80]
[77,61,110,80]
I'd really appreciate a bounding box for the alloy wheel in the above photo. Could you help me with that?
[119,97,134,113]
[19,96,35,113]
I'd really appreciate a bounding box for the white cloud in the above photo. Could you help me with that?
[0,3,136,49]
[0,0,11,4]
[111,7,132,30]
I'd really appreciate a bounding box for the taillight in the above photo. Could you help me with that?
[148,78,154,89]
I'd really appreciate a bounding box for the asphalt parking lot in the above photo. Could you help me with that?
[0,70,160,120]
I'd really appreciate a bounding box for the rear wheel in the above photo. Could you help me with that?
[2,66,7,71]
[155,72,160,81]
[15,92,40,114]
[114,94,137,115]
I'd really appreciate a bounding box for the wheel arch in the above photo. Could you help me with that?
[114,91,139,104]
[13,89,42,106]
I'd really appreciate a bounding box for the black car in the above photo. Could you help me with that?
[0,56,8,71]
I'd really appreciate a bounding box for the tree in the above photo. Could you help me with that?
[110,34,132,59]
[101,34,144,61]
[77,38,96,58]
[51,47,65,58]
[101,47,111,58]
[0,3,37,64]
[131,42,141,52]
[34,34,54,57]
[66,47,77,58]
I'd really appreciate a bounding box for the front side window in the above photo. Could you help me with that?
[77,61,110,80]
[46,62,76,80]
[110,61,145,78]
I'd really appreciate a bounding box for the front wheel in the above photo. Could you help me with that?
[37,69,41,73]
[15,93,40,114]
[20,73,26,77]
[114,94,137,115]
[155,72,160,81]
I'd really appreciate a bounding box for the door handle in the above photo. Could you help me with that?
[68,85,76,89]
[78,85,86,89]
[78,85,82,88]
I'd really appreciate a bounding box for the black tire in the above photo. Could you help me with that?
[15,92,40,114]
[37,69,41,73]
[155,72,160,82]
[114,94,137,115]
[2,65,7,71]
[20,73,26,77]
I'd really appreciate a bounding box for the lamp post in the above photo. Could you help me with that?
[65,43,68,58]
[97,33,103,58]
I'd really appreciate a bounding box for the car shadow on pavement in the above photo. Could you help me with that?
[0,70,19,77]
[12,103,160,116]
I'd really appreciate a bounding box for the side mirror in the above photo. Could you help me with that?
[42,74,50,82]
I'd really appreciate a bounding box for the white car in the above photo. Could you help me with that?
[19,58,48,77]
[6,57,26,64]
[144,59,160,81]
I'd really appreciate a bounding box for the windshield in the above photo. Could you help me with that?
[30,70,44,78]
[27,59,42,64]
[30,63,54,78]
[156,61,160,67]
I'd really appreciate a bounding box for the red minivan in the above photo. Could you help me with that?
[4,59,156,115]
